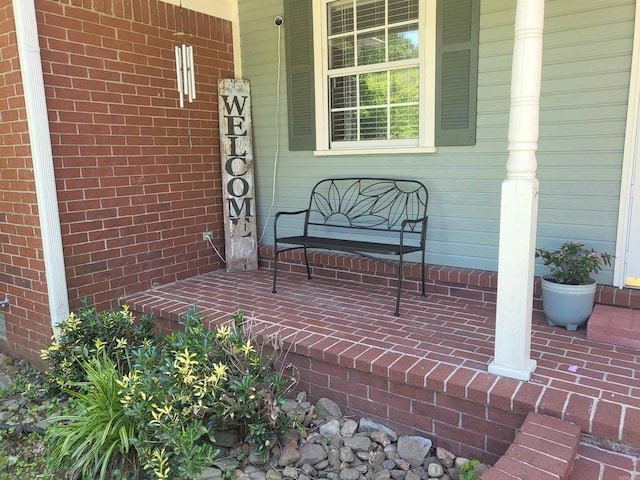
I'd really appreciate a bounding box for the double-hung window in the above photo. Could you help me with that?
[284,0,479,153]
[322,0,434,151]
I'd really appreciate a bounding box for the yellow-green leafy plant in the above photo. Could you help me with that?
[41,302,155,391]
[41,304,297,479]
[118,306,298,479]
[118,313,221,479]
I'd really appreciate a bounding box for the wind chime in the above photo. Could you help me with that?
[175,43,195,108]
[174,1,195,108]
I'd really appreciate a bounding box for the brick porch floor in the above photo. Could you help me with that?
[122,268,640,479]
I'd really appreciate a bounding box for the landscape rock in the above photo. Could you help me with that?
[343,435,371,452]
[266,469,283,480]
[248,471,266,480]
[436,447,456,468]
[405,471,421,480]
[319,419,341,437]
[300,463,317,477]
[339,468,361,480]
[297,443,328,467]
[358,418,398,441]
[472,463,491,478]
[370,430,392,446]
[390,469,406,480]
[427,462,445,477]
[249,447,271,465]
[355,450,369,461]
[315,398,342,420]
[394,458,411,471]
[397,436,433,467]
[283,465,298,478]
[282,399,301,415]
[0,373,12,389]
[372,470,391,480]
[214,457,241,472]
[279,440,302,467]
[382,460,396,470]
[339,446,355,463]
[340,419,358,437]
[213,430,242,448]
[199,467,223,480]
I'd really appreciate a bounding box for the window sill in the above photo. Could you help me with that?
[313,146,438,156]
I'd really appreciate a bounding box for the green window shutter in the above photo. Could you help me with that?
[284,0,316,151]
[435,0,480,146]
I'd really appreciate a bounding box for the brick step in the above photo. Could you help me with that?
[587,304,640,349]
[482,412,580,480]
[569,440,639,480]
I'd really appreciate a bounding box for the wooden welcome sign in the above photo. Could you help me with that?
[218,79,258,272]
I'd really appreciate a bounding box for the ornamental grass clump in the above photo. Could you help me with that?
[535,241,613,285]
[45,351,139,480]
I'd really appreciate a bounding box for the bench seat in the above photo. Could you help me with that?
[275,236,424,257]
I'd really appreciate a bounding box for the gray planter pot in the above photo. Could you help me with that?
[540,275,597,331]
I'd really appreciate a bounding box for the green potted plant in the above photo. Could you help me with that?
[535,241,613,331]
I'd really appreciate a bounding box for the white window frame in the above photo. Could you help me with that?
[313,0,437,155]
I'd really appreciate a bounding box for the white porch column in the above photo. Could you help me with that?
[488,0,545,381]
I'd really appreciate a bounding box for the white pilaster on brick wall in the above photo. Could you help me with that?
[13,0,69,330]
[488,0,545,381]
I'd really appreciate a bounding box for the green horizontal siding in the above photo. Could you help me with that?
[238,0,634,281]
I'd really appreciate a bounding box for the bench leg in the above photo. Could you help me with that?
[303,246,311,279]
[272,248,279,294]
[421,247,426,297]
[395,256,403,316]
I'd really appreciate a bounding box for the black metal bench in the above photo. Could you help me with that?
[272,178,429,316]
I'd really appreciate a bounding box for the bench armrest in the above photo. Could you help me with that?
[400,216,428,249]
[274,209,309,239]
[275,209,308,219]
[401,216,428,231]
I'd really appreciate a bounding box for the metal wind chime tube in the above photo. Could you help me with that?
[175,43,195,108]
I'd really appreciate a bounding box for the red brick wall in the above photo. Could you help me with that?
[0,0,53,365]
[290,351,518,466]
[0,0,231,364]
[39,0,231,311]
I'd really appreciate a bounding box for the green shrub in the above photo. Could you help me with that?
[118,306,298,478]
[118,315,220,479]
[42,304,297,480]
[206,308,296,445]
[45,352,138,480]
[458,459,481,480]
[41,302,155,391]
